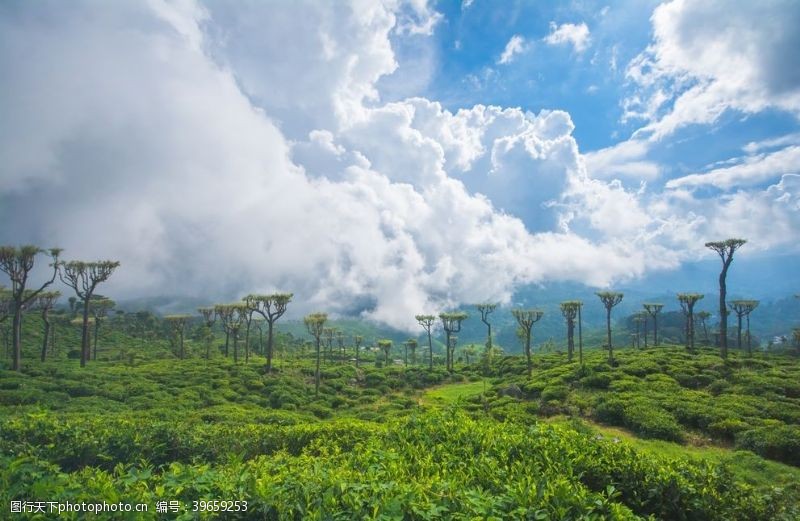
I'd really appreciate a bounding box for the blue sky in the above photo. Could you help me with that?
[0,0,798,329]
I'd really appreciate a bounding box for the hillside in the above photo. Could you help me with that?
[1,318,800,520]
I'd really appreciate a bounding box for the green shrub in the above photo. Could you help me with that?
[736,425,800,466]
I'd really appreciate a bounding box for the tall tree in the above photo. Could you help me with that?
[596,291,624,364]
[415,314,436,370]
[246,293,292,372]
[641,311,649,348]
[643,303,664,347]
[353,334,363,368]
[697,311,711,345]
[37,291,60,362]
[0,246,62,371]
[559,301,580,361]
[165,314,190,359]
[404,338,418,366]
[729,299,759,355]
[512,309,543,377]
[439,312,468,372]
[705,239,747,358]
[632,313,644,349]
[336,330,346,364]
[677,294,704,351]
[215,304,247,363]
[323,328,336,364]
[197,307,217,359]
[304,313,327,395]
[475,303,497,359]
[89,297,115,360]
[378,339,393,365]
[60,260,119,368]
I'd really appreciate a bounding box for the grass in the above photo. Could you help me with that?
[549,416,800,489]
[421,380,487,404]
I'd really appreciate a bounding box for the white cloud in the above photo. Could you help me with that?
[544,22,591,54]
[498,35,528,64]
[625,0,800,140]
[743,132,800,154]
[583,140,660,181]
[666,145,800,190]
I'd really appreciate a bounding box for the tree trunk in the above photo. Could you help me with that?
[567,319,574,361]
[224,331,229,357]
[719,263,729,357]
[578,306,583,366]
[233,330,239,363]
[643,316,648,348]
[315,338,321,395]
[40,314,51,362]
[266,320,275,372]
[427,330,433,370]
[746,314,752,356]
[654,314,659,347]
[179,328,185,359]
[606,308,613,364]
[81,299,90,367]
[525,331,532,377]
[244,318,251,363]
[12,307,21,371]
[445,331,451,372]
[737,314,743,350]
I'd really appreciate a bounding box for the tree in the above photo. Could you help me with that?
[404,338,418,366]
[512,309,543,377]
[415,314,436,370]
[677,293,704,351]
[475,303,497,360]
[729,299,759,355]
[353,334,363,368]
[89,297,115,360]
[378,339,393,365]
[304,313,327,395]
[632,313,644,349]
[36,291,60,362]
[215,304,248,363]
[705,239,747,358]
[559,301,581,362]
[439,312,468,372]
[323,328,336,363]
[246,293,292,372]
[59,260,119,368]
[165,314,191,359]
[697,311,711,345]
[643,303,664,346]
[336,330,346,364]
[197,307,217,358]
[596,291,624,364]
[0,246,62,371]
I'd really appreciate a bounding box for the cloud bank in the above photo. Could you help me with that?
[0,0,798,331]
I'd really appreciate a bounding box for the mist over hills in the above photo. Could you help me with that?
[108,251,799,354]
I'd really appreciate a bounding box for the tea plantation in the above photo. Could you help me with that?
[1,322,799,520]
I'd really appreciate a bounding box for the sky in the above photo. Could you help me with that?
[0,0,798,331]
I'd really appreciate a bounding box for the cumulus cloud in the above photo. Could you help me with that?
[1,0,797,332]
[498,35,528,64]
[625,0,800,140]
[543,22,591,54]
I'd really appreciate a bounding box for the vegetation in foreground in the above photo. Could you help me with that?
[1,341,800,520]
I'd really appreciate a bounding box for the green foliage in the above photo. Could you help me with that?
[3,410,797,520]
